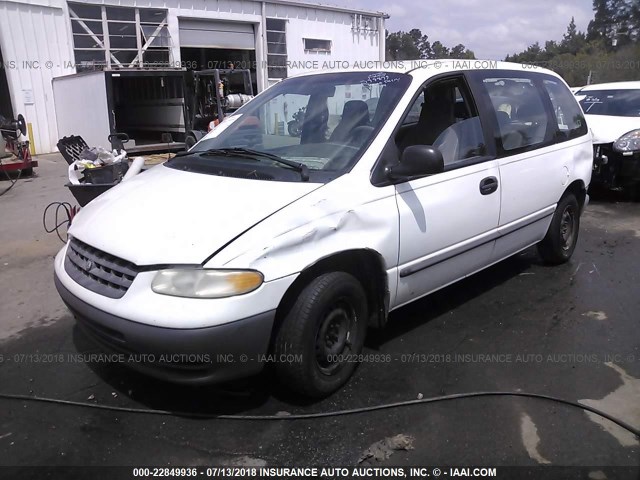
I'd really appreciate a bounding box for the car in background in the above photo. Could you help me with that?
[574,82,640,198]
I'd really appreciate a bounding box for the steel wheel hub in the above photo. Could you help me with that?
[315,300,355,374]
[560,206,575,251]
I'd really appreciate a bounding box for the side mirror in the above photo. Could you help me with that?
[386,145,444,181]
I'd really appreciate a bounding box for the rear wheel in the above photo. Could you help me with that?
[537,193,580,264]
[274,272,368,397]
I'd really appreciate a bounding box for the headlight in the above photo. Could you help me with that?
[151,269,264,298]
[613,129,640,153]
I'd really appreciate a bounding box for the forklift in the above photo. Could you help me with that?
[184,69,254,150]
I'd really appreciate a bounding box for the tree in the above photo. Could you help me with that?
[559,17,587,55]
[587,0,640,48]
[429,41,449,58]
[504,0,640,86]
[386,31,422,60]
[587,0,616,46]
[450,44,475,59]
[409,29,432,58]
[385,29,474,60]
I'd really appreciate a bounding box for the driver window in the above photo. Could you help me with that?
[396,77,486,167]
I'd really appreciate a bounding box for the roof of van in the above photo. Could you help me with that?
[287,60,563,82]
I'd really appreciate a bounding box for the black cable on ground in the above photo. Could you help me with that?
[0,391,638,438]
[0,158,22,197]
[43,201,74,243]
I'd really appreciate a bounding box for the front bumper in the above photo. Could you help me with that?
[592,143,640,188]
[55,274,275,385]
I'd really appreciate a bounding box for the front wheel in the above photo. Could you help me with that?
[537,193,580,264]
[273,272,368,397]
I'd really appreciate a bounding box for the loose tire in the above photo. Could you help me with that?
[537,193,580,264]
[184,135,197,151]
[274,272,368,397]
[287,121,301,137]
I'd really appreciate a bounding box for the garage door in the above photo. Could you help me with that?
[179,19,255,49]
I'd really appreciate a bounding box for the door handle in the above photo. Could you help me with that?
[480,176,499,195]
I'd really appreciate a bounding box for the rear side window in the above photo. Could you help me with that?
[542,79,588,140]
[480,77,550,151]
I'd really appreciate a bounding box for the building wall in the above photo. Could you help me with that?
[0,0,74,155]
[266,3,382,78]
[0,0,385,153]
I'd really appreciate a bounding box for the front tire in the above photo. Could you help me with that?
[537,193,580,264]
[274,272,368,398]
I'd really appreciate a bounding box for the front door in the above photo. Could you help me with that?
[393,75,501,308]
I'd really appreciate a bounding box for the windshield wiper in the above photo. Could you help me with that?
[198,147,309,181]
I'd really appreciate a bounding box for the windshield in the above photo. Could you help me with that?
[184,71,412,181]
[577,89,640,117]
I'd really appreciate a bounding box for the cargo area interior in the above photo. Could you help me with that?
[111,74,187,147]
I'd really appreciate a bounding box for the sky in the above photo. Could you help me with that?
[331,0,595,59]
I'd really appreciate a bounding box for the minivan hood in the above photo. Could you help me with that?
[586,114,640,144]
[68,165,322,265]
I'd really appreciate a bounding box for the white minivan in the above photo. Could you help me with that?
[55,62,593,397]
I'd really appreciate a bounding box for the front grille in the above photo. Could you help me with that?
[65,238,139,298]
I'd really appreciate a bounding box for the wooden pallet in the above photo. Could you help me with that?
[141,153,175,166]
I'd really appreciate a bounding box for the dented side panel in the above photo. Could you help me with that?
[206,174,400,307]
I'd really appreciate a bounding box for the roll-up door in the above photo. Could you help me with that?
[179,19,255,49]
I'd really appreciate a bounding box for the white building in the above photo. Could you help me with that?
[0,0,387,153]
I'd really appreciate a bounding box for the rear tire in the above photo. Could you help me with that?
[537,193,580,265]
[274,272,368,398]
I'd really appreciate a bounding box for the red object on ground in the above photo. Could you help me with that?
[1,136,38,173]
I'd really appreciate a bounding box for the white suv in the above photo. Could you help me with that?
[54,62,592,397]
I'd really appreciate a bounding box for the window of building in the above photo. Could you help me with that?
[68,3,171,71]
[303,38,331,53]
[266,18,287,79]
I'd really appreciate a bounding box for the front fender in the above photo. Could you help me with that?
[204,175,400,303]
